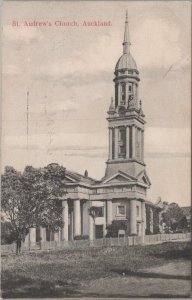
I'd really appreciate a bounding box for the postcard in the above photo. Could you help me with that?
[1,1,191,298]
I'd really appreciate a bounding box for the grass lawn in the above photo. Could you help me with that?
[1,241,191,298]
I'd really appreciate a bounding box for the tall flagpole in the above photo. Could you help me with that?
[27,90,29,150]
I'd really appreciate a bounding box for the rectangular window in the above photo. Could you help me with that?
[129,84,132,92]
[117,205,126,216]
[119,128,126,142]
[119,145,125,155]
[136,205,139,217]
[121,84,126,104]
[95,207,104,218]
[118,127,126,158]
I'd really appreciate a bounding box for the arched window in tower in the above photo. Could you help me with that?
[128,83,133,92]
[118,127,126,158]
[121,83,126,104]
[115,84,118,107]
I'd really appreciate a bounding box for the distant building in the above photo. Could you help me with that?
[25,12,162,246]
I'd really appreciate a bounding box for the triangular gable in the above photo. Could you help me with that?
[137,170,151,186]
[64,175,78,183]
[102,171,137,184]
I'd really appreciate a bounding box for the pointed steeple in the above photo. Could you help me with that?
[123,10,131,54]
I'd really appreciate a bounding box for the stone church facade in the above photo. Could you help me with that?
[27,13,161,246]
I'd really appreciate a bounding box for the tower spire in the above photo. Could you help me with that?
[123,10,131,54]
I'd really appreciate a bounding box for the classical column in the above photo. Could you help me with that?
[130,200,137,235]
[118,84,121,105]
[114,127,119,159]
[107,200,113,225]
[70,211,74,241]
[89,201,94,240]
[141,130,144,161]
[109,128,113,160]
[150,208,154,233]
[141,202,146,243]
[126,126,130,159]
[23,232,30,248]
[40,227,46,243]
[132,125,136,158]
[138,129,142,160]
[126,83,128,106]
[54,231,59,242]
[103,202,107,236]
[136,83,139,105]
[61,200,68,241]
[73,199,81,237]
[29,227,36,246]
[124,83,127,106]
[82,201,89,236]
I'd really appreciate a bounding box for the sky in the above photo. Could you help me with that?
[1,1,191,206]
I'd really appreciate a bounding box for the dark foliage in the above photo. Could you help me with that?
[1,164,66,251]
[106,220,128,237]
[74,235,89,240]
[162,202,188,233]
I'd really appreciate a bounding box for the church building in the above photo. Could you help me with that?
[27,13,161,246]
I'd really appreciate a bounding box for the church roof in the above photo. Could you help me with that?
[65,169,98,185]
[115,53,137,71]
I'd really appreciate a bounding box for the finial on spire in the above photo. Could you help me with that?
[123,10,131,54]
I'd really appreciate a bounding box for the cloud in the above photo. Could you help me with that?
[3,25,41,43]
[32,70,112,87]
[146,152,190,159]
[134,16,182,69]
[30,99,79,116]
[2,127,190,159]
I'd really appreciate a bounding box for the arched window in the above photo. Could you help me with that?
[118,127,126,158]
[121,84,126,104]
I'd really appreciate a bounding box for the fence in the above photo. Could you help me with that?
[1,233,190,254]
[144,232,191,244]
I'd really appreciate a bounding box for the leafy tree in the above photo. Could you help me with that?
[162,202,188,233]
[1,164,66,253]
[1,221,16,245]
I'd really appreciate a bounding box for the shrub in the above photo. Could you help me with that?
[106,220,128,238]
[145,228,153,235]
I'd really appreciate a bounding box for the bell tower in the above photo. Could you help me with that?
[105,11,146,178]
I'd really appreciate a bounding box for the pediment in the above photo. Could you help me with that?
[137,170,151,186]
[102,171,137,184]
[64,175,78,183]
